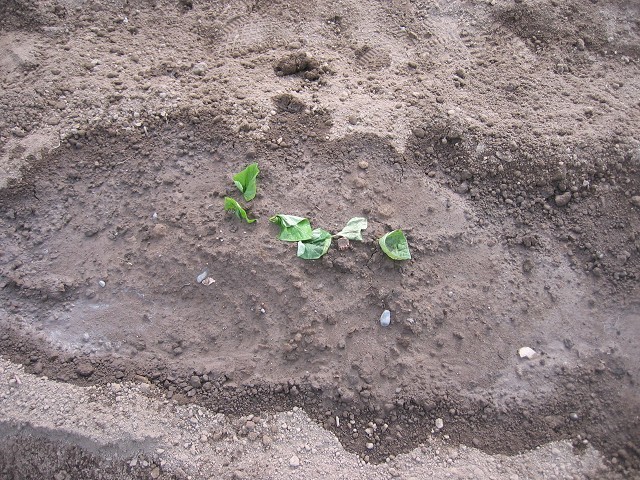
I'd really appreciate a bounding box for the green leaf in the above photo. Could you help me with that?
[233,163,260,201]
[334,217,368,241]
[269,214,313,241]
[378,229,411,260]
[297,229,332,260]
[224,197,256,223]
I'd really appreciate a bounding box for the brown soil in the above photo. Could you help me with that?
[1,0,639,478]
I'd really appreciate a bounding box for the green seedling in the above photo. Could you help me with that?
[269,214,313,241]
[334,217,368,241]
[233,162,260,201]
[379,229,411,260]
[297,228,332,260]
[224,197,256,223]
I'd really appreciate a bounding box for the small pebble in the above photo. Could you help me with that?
[196,271,208,283]
[555,192,572,207]
[98,280,106,288]
[289,455,300,468]
[380,310,391,327]
[518,347,537,359]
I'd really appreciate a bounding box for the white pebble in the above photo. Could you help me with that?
[380,310,391,327]
[518,347,537,359]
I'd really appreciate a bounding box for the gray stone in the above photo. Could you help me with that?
[192,62,207,76]
[555,192,572,207]
[76,362,94,377]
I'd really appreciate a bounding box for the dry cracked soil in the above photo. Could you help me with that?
[0,0,639,479]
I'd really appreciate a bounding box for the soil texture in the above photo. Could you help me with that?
[1,0,639,478]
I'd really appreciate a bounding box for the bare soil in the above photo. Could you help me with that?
[1,0,639,478]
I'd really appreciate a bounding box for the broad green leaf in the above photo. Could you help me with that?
[233,163,260,201]
[334,217,368,241]
[378,229,411,260]
[269,214,313,241]
[224,197,256,223]
[297,228,332,260]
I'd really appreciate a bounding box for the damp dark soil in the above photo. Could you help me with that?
[1,112,639,474]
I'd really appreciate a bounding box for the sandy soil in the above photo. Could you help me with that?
[0,0,639,478]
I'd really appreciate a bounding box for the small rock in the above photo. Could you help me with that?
[190,376,202,388]
[518,347,537,359]
[412,127,425,138]
[630,196,640,208]
[380,309,391,327]
[435,418,444,430]
[11,127,26,138]
[456,182,469,194]
[76,362,95,377]
[569,412,579,421]
[262,435,273,447]
[366,442,374,450]
[192,62,207,76]
[196,271,208,283]
[348,115,359,125]
[358,160,369,170]
[150,467,160,479]
[289,455,300,468]
[555,192,572,207]
[98,280,106,288]
[202,277,216,286]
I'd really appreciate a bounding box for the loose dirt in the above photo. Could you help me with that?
[1,0,639,478]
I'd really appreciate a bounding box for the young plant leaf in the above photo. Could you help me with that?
[334,217,368,241]
[233,163,260,201]
[224,197,256,223]
[297,228,332,260]
[269,214,313,241]
[378,229,411,260]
